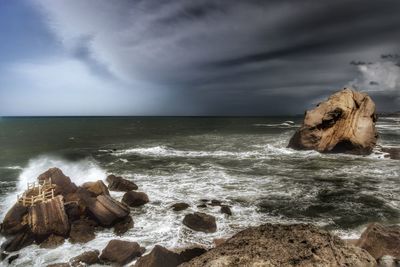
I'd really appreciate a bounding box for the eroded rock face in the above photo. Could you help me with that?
[182,212,217,233]
[100,240,145,265]
[356,223,400,260]
[181,224,376,267]
[288,88,378,155]
[106,175,138,192]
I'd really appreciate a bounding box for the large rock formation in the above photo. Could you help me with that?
[288,88,378,154]
[38,168,77,196]
[86,195,130,226]
[181,224,376,267]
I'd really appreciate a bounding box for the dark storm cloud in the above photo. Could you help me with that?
[33,0,400,115]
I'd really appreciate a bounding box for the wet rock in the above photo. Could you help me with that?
[134,245,181,267]
[70,250,100,267]
[288,88,378,155]
[178,247,207,263]
[183,212,217,233]
[197,204,207,208]
[81,180,110,197]
[114,216,134,236]
[210,200,222,206]
[39,234,65,248]
[382,147,400,160]
[122,191,149,207]
[7,254,19,264]
[1,252,8,261]
[28,195,70,237]
[213,238,226,247]
[38,168,77,196]
[106,175,138,192]
[1,230,35,252]
[1,203,28,235]
[171,202,190,211]
[181,224,376,267]
[356,223,400,260]
[86,195,130,226]
[220,206,232,216]
[64,202,81,223]
[69,219,96,244]
[46,263,70,267]
[100,240,145,265]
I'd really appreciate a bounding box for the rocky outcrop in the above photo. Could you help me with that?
[38,168,77,196]
[181,224,376,267]
[81,180,109,197]
[183,212,217,233]
[356,223,400,260]
[1,203,28,235]
[70,250,100,267]
[122,191,149,207]
[288,88,378,155]
[106,175,138,192]
[86,195,130,226]
[100,240,145,265]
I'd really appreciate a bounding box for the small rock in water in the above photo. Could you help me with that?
[220,205,232,216]
[183,212,217,233]
[100,239,145,265]
[382,147,400,160]
[7,254,19,264]
[113,216,134,236]
[40,234,65,249]
[197,204,207,208]
[106,174,138,192]
[70,250,100,267]
[122,191,149,207]
[210,200,222,206]
[171,202,190,211]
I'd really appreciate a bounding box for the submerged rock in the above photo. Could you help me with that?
[100,239,145,265]
[181,224,376,267]
[39,234,65,248]
[288,88,378,154]
[122,191,149,207]
[183,212,217,233]
[70,250,100,267]
[382,147,400,160]
[171,202,190,211]
[220,206,232,216]
[356,223,400,260]
[106,175,138,192]
[113,216,134,236]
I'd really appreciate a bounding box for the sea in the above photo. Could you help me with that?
[0,116,399,266]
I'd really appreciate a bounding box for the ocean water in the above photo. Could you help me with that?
[0,116,399,266]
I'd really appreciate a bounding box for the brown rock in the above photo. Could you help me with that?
[39,234,65,248]
[122,191,149,207]
[114,216,134,236]
[213,238,226,247]
[171,202,190,211]
[1,230,35,252]
[356,223,400,260]
[134,245,181,267]
[64,202,81,223]
[81,180,110,197]
[1,203,28,235]
[288,88,378,155]
[69,219,96,244]
[38,168,78,196]
[86,195,130,226]
[46,263,70,267]
[382,147,400,160]
[28,196,70,237]
[220,206,232,216]
[181,224,376,267]
[178,247,207,263]
[106,175,138,192]
[182,212,217,233]
[100,240,145,265]
[70,250,100,267]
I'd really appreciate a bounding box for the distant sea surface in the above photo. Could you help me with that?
[0,116,399,266]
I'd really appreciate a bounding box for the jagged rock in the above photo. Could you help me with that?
[39,234,65,248]
[288,88,378,155]
[134,245,181,267]
[69,219,96,244]
[356,223,400,260]
[122,191,149,207]
[171,203,190,211]
[182,212,217,233]
[220,206,232,216]
[382,147,400,160]
[38,168,77,196]
[70,250,100,267]
[181,224,376,267]
[1,203,28,235]
[1,230,35,252]
[106,175,138,192]
[86,195,130,226]
[114,216,134,236]
[100,240,145,265]
[81,180,110,197]
[28,196,70,237]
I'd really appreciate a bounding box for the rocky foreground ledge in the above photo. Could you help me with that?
[1,167,399,266]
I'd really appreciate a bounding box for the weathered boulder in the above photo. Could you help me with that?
[106,175,138,192]
[114,216,134,236]
[100,240,145,265]
[288,88,378,155]
[183,212,217,233]
[134,245,182,267]
[86,195,130,226]
[122,191,149,207]
[1,230,35,252]
[181,224,376,267]
[1,203,28,235]
[28,196,70,237]
[39,234,65,248]
[356,223,400,260]
[81,180,109,197]
[70,250,100,267]
[69,219,96,244]
[171,203,190,211]
[38,168,77,196]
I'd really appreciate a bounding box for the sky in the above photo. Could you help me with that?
[0,0,399,116]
